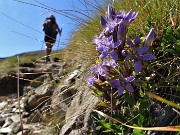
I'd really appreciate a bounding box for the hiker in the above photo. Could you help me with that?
[43,15,62,62]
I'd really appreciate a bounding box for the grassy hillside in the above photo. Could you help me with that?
[61,0,179,134]
[0,0,179,133]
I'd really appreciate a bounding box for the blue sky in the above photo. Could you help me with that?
[0,0,96,57]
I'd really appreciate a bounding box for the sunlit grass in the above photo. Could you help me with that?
[0,0,179,134]
[0,55,39,74]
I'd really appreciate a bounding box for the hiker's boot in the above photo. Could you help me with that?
[45,56,50,63]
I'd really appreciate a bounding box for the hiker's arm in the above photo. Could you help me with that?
[42,21,46,31]
[56,24,62,36]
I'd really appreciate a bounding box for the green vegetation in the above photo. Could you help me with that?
[0,0,179,134]
[0,55,39,74]
[79,0,179,134]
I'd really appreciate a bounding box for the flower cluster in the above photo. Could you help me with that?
[87,4,155,96]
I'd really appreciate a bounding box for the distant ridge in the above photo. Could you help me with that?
[1,50,44,59]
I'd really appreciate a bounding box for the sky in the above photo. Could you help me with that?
[0,0,97,58]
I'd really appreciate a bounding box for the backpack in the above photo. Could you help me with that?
[43,19,56,34]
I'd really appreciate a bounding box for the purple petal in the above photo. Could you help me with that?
[125,83,134,92]
[124,76,135,82]
[117,23,126,40]
[124,10,133,23]
[127,38,134,47]
[129,12,138,23]
[100,16,107,29]
[134,36,141,46]
[110,80,121,88]
[87,76,98,87]
[110,50,118,60]
[99,66,106,76]
[134,61,142,74]
[137,46,149,55]
[90,65,98,74]
[118,86,124,95]
[99,51,108,59]
[142,54,156,60]
[108,35,113,42]
[113,40,121,48]
[105,59,117,68]
[96,45,104,51]
[144,28,155,46]
[106,4,114,21]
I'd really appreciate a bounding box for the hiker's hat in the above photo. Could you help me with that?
[49,15,55,19]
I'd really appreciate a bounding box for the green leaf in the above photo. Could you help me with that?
[95,126,102,130]
[92,88,103,96]
[102,130,112,133]
[138,114,145,126]
[123,94,137,106]
[133,128,146,135]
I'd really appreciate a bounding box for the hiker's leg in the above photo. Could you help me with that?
[46,42,53,56]
[45,42,53,62]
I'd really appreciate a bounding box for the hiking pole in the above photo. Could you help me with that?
[41,41,45,52]
[57,35,61,51]
[56,28,62,51]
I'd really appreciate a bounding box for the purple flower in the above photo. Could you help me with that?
[127,36,141,53]
[117,23,126,41]
[102,59,117,68]
[116,10,138,41]
[100,16,107,29]
[134,46,156,73]
[124,10,138,24]
[90,63,105,77]
[109,75,135,95]
[99,4,138,42]
[127,36,156,74]
[143,28,155,46]
[87,76,98,87]
[106,4,116,22]
[94,35,121,60]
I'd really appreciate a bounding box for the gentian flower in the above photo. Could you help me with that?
[94,35,121,60]
[102,59,120,77]
[106,4,116,22]
[133,46,156,74]
[143,28,155,46]
[90,63,106,77]
[127,36,141,52]
[100,16,107,29]
[90,59,118,79]
[109,75,135,95]
[87,76,98,87]
[127,35,155,74]
[102,59,117,68]
[117,10,138,41]
[100,4,138,42]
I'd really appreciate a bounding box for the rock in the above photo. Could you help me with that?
[24,85,53,112]
[3,108,13,114]
[27,110,42,123]
[10,114,21,123]
[59,89,99,135]
[0,116,5,127]
[0,127,12,134]
[0,101,8,110]
[10,122,21,134]
[17,129,31,135]
[0,75,17,95]
[2,118,13,128]
[0,61,100,135]
[64,70,80,85]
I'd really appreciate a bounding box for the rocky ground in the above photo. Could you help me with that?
[0,59,99,135]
